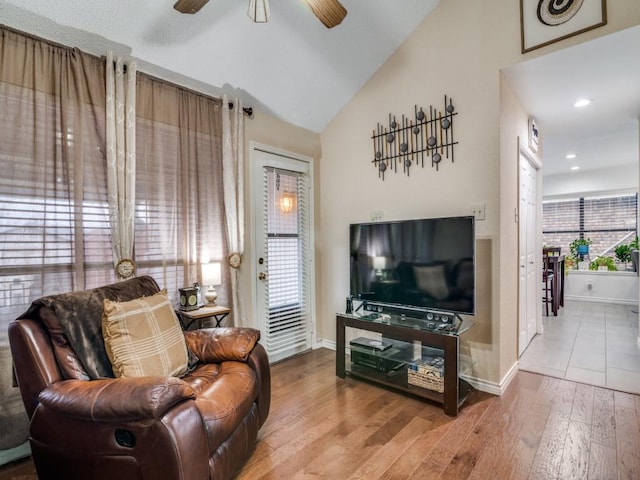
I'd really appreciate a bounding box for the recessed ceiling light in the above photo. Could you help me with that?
[565,153,577,159]
[571,166,580,171]
[574,98,591,108]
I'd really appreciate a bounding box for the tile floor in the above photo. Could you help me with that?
[519,300,640,395]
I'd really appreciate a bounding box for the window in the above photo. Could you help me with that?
[543,193,638,257]
[0,33,109,341]
[134,74,227,305]
[0,31,228,342]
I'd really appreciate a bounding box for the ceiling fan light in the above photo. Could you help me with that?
[248,0,270,23]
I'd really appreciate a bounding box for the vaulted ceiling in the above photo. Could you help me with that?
[0,0,440,133]
[2,0,638,178]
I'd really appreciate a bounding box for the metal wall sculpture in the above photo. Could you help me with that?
[371,95,458,180]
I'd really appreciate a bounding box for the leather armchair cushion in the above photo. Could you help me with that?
[184,327,260,363]
[182,361,258,450]
[103,290,189,378]
[38,376,196,421]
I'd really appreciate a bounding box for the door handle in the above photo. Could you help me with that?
[258,272,267,281]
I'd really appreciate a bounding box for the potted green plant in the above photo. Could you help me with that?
[569,237,592,259]
[615,244,632,263]
[589,256,616,271]
[614,243,632,270]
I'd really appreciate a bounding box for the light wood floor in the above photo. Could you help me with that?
[2,348,640,479]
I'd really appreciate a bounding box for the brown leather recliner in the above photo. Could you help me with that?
[8,276,270,480]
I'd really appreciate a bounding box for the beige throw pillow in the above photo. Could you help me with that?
[103,289,188,378]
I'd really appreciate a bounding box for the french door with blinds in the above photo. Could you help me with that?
[253,148,314,363]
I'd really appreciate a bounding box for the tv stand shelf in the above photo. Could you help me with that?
[336,312,474,416]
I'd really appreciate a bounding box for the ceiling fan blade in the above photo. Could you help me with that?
[303,0,347,28]
[173,0,210,14]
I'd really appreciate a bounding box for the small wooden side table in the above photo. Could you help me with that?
[178,305,230,330]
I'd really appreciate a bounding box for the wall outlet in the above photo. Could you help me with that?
[471,203,485,220]
[370,211,383,221]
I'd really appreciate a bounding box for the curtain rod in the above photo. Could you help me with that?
[0,25,255,117]
[0,25,254,117]
[230,103,254,117]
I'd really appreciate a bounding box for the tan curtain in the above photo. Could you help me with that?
[0,27,108,461]
[134,73,229,311]
[222,96,246,326]
[106,51,137,279]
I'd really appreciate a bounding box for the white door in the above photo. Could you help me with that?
[518,153,538,356]
[253,148,314,362]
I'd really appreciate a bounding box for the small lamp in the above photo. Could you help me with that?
[373,256,386,278]
[248,0,270,23]
[201,262,222,306]
[279,191,295,214]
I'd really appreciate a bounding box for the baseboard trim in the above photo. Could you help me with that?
[461,361,518,396]
[320,339,336,351]
[0,441,30,466]
[565,295,637,306]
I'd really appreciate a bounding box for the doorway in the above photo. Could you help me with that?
[251,146,315,363]
[505,27,640,388]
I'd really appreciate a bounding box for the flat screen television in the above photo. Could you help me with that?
[349,216,475,316]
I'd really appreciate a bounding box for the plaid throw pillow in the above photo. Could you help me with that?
[103,289,188,378]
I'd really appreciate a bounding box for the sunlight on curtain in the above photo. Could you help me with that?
[0,26,109,462]
[134,73,229,310]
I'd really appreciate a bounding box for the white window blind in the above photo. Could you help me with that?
[262,167,310,358]
[0,80,112,341]
[134,118,185,294]
[543,193,638,256]
[134,75,227,305]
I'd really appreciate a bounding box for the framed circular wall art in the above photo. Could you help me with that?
[520,0,607,53]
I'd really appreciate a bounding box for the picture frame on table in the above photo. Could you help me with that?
[520,0,607,54]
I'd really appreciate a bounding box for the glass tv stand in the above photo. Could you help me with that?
[336,311,474,416]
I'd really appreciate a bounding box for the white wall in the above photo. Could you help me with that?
[318,0,640,388]
[319,0,515,386]
[544,164,639,198]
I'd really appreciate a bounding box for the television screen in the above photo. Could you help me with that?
[349,216,475,315]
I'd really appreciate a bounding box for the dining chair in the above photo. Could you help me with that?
[542,253,555,316]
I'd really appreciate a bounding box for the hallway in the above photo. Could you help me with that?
[519,300,640,395]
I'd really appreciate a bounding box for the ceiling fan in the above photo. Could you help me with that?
[173,0,347,29]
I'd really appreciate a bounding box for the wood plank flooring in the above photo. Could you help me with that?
[1,348,639,479]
